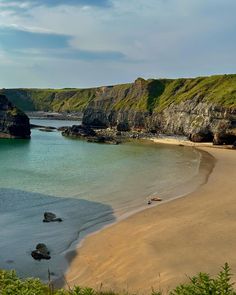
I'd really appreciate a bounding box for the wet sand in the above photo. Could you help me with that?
[63,146,236,294]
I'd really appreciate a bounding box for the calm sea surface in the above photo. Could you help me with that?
[0,119,204,280]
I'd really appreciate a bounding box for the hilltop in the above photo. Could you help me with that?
[2,74,236,112]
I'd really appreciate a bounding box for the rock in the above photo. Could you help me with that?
[213,132,224,145]
[30,124,56,130]
[57,126,70,131]
[62,124,120,144]
[36,243,50,255]
[213,132,236,145]
[189,131,213,143]
[31,243,51,260]
[87,136,120,145]
[117,122,130,132]
[62,125,97,138]
[0,94,31,139]
[149,129,158,134]
[43,212,62,222]
[38,128,54,132]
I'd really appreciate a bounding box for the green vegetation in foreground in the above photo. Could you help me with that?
[0,263,235,295]
[1,74,236,113]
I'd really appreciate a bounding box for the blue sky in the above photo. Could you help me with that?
[0,0,235,88]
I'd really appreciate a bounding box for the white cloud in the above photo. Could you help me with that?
[0,0,236,87]
[0,1,31,9]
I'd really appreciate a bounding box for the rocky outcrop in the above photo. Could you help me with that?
[0,94,31,139]
[62,125,121,144]
[62,125,97,138]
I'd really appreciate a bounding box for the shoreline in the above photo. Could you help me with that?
[149,136,234,149]
[61,143,236,292]
[61,146,213,258]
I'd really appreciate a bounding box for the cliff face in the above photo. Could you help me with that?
[82,76,236,144]
[2,74,236,143]
[151,99,236,144]
[0,94,31,139]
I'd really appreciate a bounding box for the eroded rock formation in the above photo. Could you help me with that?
[0,94,31,139]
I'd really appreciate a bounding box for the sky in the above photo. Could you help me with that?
[0,0,235,88]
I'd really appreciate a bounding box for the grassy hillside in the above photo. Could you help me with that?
[1,74,236,113]
[154,74,236,111]
[1,88,96,112]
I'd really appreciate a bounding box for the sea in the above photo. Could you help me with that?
[0,119,212,281]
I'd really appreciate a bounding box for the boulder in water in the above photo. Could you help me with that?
[43,212,62,222]
[31,243,51,260]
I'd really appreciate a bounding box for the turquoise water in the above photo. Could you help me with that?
[0,119,204,280]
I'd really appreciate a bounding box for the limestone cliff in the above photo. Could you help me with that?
[0,94,31,139]
[82,76,236,144]
[2,74,236,143]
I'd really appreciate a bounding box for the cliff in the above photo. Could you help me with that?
[82,75,236,144]
[0,94,31,139]
[2,74,236,144]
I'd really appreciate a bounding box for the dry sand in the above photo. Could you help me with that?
[63,144,236,294]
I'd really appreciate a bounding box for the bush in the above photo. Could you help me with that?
[170,263,236,295]
[0,264,235,294]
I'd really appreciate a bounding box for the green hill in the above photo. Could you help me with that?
[1,74,236,113]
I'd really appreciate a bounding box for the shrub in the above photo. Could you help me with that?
[170,263,236,295]
[0,264,235,295]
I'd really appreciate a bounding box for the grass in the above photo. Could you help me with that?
[1,74,236,113]
[0,264,235,295]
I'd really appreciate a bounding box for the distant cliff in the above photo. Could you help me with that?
[1,88,96,112]
[2,74,236,144]
[0,94,30,139]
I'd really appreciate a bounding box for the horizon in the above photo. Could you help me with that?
[0,0,235,88]
[2,72,236,90]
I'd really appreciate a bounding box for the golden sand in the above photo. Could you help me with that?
[63,146,236,294]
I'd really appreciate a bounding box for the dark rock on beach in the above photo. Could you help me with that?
[213,132,236,145]
[188,131,213,143]
[0,94,31,139]
[31,243,51,260]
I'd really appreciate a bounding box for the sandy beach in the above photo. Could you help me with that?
[63,143,236,294]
